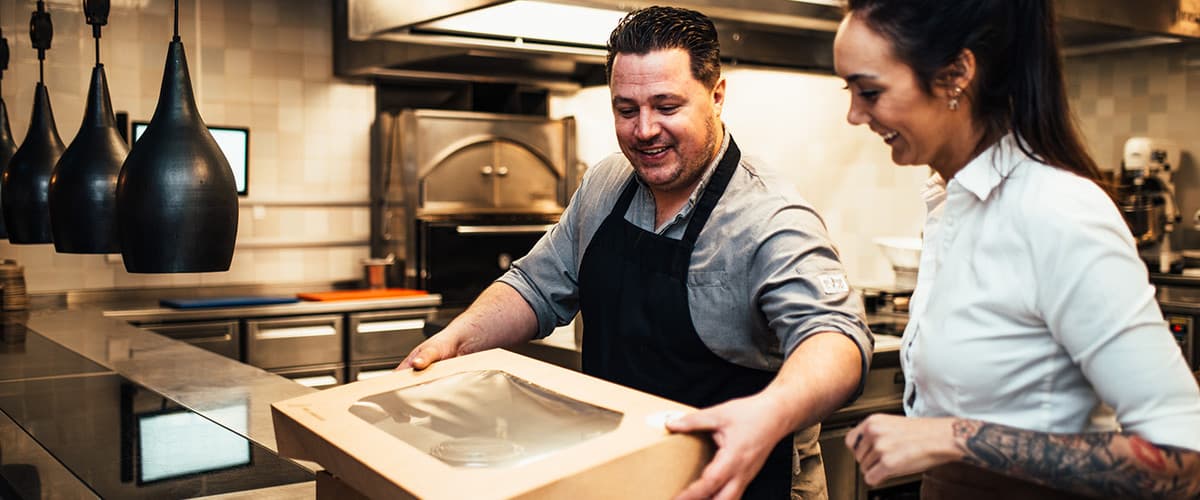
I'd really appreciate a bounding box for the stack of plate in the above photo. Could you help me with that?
[0,260,27,311]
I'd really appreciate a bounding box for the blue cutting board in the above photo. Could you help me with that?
[160,296,301,309]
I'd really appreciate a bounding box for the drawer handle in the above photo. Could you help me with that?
[455,225,553,235]
[182,334,233,344]
[357,319,425,334]
[356,369,395,381]
[256,325,337,340]
[291,375,339,388]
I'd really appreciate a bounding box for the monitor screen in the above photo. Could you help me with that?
[136,402,252,483]
[132,122,249,196]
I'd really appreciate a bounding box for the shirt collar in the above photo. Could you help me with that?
[948,133,1024,202]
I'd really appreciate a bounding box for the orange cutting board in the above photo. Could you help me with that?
[297,288,429,302]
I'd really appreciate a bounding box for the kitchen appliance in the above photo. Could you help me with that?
[1155,283,1200,370]
[371,109,579,307]
[1118,137,1183,274]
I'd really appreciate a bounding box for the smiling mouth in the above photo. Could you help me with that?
[639,146,669,155]
[882,131,898,144]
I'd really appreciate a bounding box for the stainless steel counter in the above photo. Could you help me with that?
[0,306,321,498]
[22,309,315,453]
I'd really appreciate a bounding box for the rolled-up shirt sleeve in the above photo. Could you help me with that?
[1028,178,1200,451]
[496,164,600,339]
[751,204,874,390]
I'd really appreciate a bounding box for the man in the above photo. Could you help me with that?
[400,6,872,499]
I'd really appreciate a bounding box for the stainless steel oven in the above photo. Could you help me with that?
[415,215,556,306]
[371,109,579,306]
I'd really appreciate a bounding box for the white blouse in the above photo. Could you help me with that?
[902,134,1200,451]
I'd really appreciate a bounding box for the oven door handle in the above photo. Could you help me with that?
[455,224,555,235]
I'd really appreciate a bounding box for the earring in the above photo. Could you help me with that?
[948,86,962,111]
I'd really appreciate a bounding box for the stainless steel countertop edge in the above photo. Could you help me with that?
[103,295,443,322]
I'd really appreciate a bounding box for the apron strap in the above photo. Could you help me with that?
[682,138,741,246]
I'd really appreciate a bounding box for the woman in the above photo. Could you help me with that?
[833,0,1200,498]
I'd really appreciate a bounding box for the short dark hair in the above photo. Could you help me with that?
[605,6,721,89]
[846,0,1107,193]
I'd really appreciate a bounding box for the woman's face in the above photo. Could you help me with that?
[833,13,965,171]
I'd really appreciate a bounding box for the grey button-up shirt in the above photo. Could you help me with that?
[498,130,872,377]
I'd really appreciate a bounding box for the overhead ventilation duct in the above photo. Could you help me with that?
[335,0,1200,87]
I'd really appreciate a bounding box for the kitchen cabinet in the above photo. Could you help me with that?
[120,298,439,389]
[347,310,429,382]
[245,314,344,370]
[272,364,346,390]
[138,319,241,360]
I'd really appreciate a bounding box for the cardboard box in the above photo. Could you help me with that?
[272,349,713,499]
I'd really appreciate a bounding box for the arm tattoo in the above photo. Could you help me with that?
[951,420,1200,499]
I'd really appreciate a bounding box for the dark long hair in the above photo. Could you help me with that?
[846,0,1108,193]
[605,6,721,89]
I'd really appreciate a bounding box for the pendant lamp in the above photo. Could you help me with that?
[48,0,126,253]
[0,27,17,239]
[116,0,237,272]
[2,1,63,245]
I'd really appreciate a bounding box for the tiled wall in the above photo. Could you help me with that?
[1066,43,1200,252]
[0,0,374,292]
[551,67,930,287]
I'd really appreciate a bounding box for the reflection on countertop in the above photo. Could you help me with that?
[0,368,312,498]
[0,305,321,498]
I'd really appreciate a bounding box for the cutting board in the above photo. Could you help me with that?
[160,296,301,309]
[296,288,429,302]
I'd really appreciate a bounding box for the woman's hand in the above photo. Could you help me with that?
[845,414,964,485]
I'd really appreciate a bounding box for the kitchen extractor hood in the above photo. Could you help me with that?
[335,0,1200,87]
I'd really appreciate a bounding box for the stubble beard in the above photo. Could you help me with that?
[640,118,720,195]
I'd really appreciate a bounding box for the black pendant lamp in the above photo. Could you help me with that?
[0,27,18,239]
[116,0,237,272]
[2,1,63,245]
[49,0,127,253]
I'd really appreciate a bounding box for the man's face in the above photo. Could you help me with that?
[610,48,725,196]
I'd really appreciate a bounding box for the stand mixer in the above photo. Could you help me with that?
[1119,137,1183,274]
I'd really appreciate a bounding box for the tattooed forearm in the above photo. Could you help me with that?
[951,420,1200,499]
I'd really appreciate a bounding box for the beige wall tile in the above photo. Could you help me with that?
[0,0,373,293]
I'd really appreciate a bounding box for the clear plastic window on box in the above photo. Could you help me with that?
[349,370,623,468]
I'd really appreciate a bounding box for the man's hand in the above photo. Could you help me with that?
[394,282,541,371]
[844,414,962,485]
[665,394,792,500]
[396,333,462,371]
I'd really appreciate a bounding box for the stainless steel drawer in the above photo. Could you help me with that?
[271,364,345,390]
[140,320,241,360]
[245,314,343,370]
[348,360,404,383]
[347,310,433,363]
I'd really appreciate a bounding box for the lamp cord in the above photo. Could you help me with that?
[31,0,51,85]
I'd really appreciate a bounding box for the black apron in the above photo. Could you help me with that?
[578,139,791,498]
